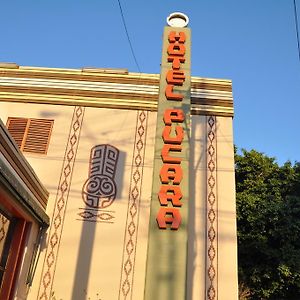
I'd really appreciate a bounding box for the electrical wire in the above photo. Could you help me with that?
[117,0,142,73]
[293,0,300,62]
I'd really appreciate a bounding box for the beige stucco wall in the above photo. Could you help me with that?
[216,116,238,299]
[0,102,157,299]
[187,115,238,300]
[0,101,237,300]
[187,115,207,299]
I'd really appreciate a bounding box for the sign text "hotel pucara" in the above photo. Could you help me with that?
[156,31,187,230]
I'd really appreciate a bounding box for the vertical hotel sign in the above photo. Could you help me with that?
[145,13,191,300]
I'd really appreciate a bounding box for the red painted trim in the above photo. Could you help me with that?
[9,222,31,300]
[0,218,26,300]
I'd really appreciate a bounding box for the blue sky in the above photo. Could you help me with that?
[1,0,300,165]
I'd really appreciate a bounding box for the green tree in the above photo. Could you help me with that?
[235,149,300,299]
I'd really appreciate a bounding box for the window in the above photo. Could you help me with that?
[0,209,30,299]
[6,118,54,154]
[0,212,13,287]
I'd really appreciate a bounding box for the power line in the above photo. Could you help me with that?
[293,0,300,62]
[117,0,141,73]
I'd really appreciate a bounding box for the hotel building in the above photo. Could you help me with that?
[0,14,238,300]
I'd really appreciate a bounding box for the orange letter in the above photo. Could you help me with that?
[160,164,182,185]
[163,109,185,125]
[168,56,185,69]
[161,144,182,164]
[162,125,184,145]
[167,43,185,57]
[166,70,185,86]
[158,185,182,207]
[168,31,186,43]
[165,84,183,101]
[156,207,181,230]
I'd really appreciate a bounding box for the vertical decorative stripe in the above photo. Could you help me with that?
[38,106,85,300]
[206,116,218,300]
[118,110,148,300]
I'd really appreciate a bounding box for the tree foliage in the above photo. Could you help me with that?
[235,149,300,299]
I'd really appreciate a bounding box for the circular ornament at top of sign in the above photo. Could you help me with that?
[166,12,189,28]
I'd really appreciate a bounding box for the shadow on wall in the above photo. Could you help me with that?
[71,146,125,300]
[186,115,206,300]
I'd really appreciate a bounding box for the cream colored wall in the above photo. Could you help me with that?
[0,100,238,300]
[187,115,238,300]
[187,115,207,299]
[216,116,238,300]
[46,108,156,300]
[0,102,157,299]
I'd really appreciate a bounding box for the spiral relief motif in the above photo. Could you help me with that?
[82,145,119,209]
[83,175,116,208]
[98,176,116,196]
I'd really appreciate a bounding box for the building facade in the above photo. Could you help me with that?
[0,16,238,300]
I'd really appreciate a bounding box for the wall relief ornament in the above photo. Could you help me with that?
[77,144,119,223]
[82,144,119,209]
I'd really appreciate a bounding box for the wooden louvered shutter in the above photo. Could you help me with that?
[6,117,54,154]
[6,118,28,149]
[23,119,53,154]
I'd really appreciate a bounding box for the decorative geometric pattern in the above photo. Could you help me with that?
[119,111,148,300]
[77,208,115,223]
[82,144,119,209]
[206,116,218,300]
[37,106,85,300]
